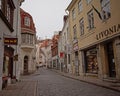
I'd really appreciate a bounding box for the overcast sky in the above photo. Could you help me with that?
[21,0,72,39]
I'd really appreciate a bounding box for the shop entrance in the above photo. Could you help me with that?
[106,42,116,77]
[24,56,28,74]
[75,51,79,75]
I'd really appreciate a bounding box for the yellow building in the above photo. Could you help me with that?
[67,0,120,81]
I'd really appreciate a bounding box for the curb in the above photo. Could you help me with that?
[52,69,120,92]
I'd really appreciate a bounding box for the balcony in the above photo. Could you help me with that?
[21,43,35,51]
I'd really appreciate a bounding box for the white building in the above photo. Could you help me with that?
[20,9,36,75]
[58,15,72,73]
[0,0,25,90]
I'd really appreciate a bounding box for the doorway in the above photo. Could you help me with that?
[75,51,79,76]
[106,42,116,77]
[24,56,28,74]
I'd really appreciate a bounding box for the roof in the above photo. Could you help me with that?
[66,0,77,11]
[20,8,36,33]
[40,39,52,48]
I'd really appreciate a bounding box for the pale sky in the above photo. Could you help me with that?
[21,0,72,39]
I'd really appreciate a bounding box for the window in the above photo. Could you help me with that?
[87,10,94,29]
[101,0,111,20]
[22,33,34,45]
[26,34,29,43]
[24,16,30,26]
[86,0,92,4]
[72,8,76,19]
[79,18,84,35]
[85,48,98,74]
[22,34,26,43]
[73,25,77,39]
[0,0,15,30]
[6,4,11,22]
[30,34,34,44]
[78,0,82,13]
[0,0,1,9]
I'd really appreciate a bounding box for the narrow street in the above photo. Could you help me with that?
[35,68,120,96]
[0,68,120,96]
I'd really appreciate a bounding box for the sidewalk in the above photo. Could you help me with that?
[52,69,120,92]
[0,76,37,96]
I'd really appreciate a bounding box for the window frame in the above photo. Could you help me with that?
[86,0,92,4]
[78,0,82,13]
[87,10,94,30]
[73,25,77,40]
[0,0,15,32]
[101,0,111,20]
[0,0,1,9]
[72,8,76,20]
[24,16,30,27]
[79,18,84,35]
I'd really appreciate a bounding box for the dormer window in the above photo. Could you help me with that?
[24,16,30,26]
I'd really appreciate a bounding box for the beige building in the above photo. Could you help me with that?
[67,0,120,81]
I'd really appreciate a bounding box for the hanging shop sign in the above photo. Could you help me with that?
[96,24,120,40]
[60,52,64,58]
[4,38,18,45]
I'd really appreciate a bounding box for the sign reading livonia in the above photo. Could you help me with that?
[96,24,120,40]
[4,38,18,45]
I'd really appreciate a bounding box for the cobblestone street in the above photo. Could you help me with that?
[0,68,120,96]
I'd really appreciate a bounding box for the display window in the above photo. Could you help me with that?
[85,48,98,74]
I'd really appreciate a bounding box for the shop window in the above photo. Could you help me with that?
[85,48,98,74]
[3,56,9,76]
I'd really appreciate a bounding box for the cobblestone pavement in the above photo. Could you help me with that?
[0,68,120,96]
[36,68,120,96]
[0,81,37,96]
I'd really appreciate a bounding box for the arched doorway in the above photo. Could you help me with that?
[24,56,28,74]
